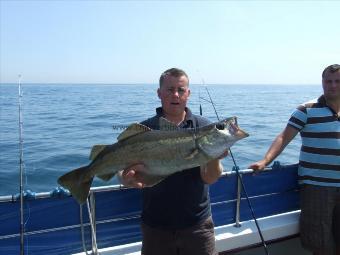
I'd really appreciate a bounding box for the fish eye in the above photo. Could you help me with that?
[216,124,225,130]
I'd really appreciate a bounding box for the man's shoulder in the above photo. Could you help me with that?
[140,115,159,129]
[293,97,320,114]
[300,98,320,109]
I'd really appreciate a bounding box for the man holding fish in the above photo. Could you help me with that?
[118,68,229,255]
[58,67,248,255]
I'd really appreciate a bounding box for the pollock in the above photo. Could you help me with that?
[58,117,248,204]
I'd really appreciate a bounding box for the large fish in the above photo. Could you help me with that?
[58,116,248,204]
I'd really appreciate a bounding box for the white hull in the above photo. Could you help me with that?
[73,210,302,255]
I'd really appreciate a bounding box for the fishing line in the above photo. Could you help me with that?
[18,74,25,255]
[199,84,203,116]
[197,73,220,120]
[18,76,32,255]
[201,81,270,255]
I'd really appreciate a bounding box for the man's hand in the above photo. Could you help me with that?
[248,159,267,172]
[118,163,147,189]
[218,150,229,160]
[249,125,299,173]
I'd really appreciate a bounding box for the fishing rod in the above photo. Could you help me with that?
[200,82,270,255]
[18,74,25,255]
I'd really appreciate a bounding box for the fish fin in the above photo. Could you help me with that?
[184,148,199,160]
[117,123,151,141]
[58,166,93,205]
[89,145,107,160]
[159,117,179,130]
[96,172,116,181]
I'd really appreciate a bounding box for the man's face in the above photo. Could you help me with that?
[322,70,340,101]
[157,75,190,116]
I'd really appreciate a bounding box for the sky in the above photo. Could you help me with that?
[0,0,339,85]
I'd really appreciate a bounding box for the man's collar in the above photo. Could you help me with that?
[318,94,340,117]
[317,95,327,106]
[156,107,195,122]
[155,107,164,116]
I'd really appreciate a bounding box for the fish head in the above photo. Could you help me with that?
[197,116,249,159]
[214,117,249,141]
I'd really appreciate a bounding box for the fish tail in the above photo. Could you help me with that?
[58,166,93,205]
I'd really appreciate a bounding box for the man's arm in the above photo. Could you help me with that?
[120,159,224,187]
[120,155,227,187]
[200,159,223,184]
[249,125,299,171]
[200,151,228,184]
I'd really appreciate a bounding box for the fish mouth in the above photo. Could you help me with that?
[229,122,249,138]
[236,128,249,139]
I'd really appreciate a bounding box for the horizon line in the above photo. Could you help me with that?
[0,82,320,86]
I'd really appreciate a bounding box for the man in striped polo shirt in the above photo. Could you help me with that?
[249,64,340,255]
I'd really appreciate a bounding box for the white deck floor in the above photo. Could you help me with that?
[232,237,311,255]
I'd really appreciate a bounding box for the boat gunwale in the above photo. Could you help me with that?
[0,167,273,203]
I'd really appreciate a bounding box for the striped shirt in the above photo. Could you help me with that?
[288,95,340,187]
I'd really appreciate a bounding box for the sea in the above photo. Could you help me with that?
[0,83,322,196]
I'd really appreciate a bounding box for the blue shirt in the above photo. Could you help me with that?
[140,107,212,229]
[288,95,340,187]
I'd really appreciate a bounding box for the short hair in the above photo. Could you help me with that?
[159,68,189,87]
[322,64,340,78]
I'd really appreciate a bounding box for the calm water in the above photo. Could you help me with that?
[0,83,322,196]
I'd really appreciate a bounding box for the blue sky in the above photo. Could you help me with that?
[1,1,339,84]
